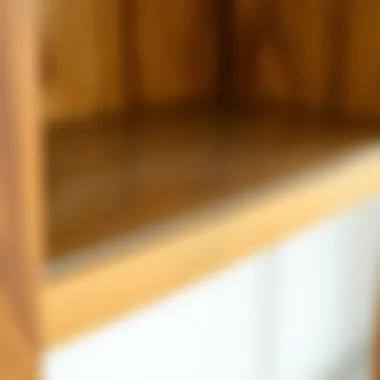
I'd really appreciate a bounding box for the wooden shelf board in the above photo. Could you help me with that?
[43,113,380,347]
[46,112,379,259]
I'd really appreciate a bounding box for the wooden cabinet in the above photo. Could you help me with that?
[1,0,380,379]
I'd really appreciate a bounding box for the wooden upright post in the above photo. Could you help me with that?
[0,0,42,378]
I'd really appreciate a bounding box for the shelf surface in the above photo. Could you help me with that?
[44,112,380,347]
[46,112,379,260]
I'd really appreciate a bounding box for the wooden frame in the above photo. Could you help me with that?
[0,0,42,378]
[1,0,380,379]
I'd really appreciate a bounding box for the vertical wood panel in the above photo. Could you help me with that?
[136,0,219,106]
[0,0,42,378]
[41,0,380,120]
[42,0,128,120]
[347,0,380,116]
[42,0,219,120]
[234,0,330,112]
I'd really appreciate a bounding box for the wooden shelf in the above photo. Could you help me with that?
[46,112,379,261]
[4,0,380,376]
[43,112,380,346]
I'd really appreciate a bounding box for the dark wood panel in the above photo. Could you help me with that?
[234,0,333,112]
[135,0,219,106]
[0,0,42,378]
[347,0,380,116]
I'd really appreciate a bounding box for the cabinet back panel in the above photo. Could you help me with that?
[42,0,219,121]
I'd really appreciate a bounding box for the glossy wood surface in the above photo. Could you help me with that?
[46,113,379,260]
[45,132,380,347]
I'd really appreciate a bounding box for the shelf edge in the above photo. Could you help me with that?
[43,144,380,348]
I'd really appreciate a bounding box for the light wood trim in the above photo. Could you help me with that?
[44,146,380,348]
[0,0,42,378]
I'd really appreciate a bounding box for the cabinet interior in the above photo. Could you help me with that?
[42,0,379,266]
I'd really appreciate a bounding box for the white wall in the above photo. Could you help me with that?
[45,198,380,380]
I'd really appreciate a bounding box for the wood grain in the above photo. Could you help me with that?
[44,140,380,347]
[234,0,330,111]
[0,0,42,378]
